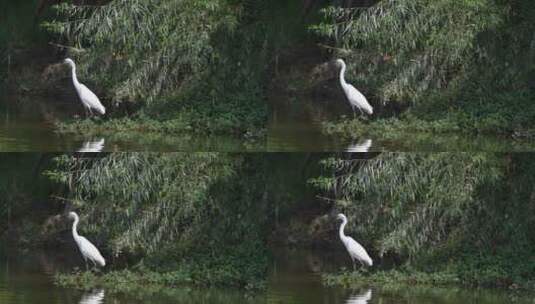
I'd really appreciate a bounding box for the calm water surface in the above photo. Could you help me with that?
[1,247,531,304]
[267,95,535,152]
[0,92,264,152]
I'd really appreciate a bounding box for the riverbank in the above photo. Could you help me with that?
[4,153,535,298]
[54,253,267,292]
[6,246,535,304]
[323,263,535,292]
[37,0,269,146]
[1,1,269,151]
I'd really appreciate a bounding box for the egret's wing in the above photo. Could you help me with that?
[79,84,103,109]
[78,236,106,266]
[346,84,369,106]
[346,236,372,263]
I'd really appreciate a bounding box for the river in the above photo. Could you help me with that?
[3,2,535,152]
[267,94,535,152]
[0,247,530,304]
[0,90,265,152]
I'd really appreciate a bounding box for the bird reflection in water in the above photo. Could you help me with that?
[79,289,104,304]
[346,289,372,304]
[346,139,372,152]
[78,138,105,152]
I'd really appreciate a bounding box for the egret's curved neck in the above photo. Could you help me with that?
[69,63,80,88]
[339,62,347,87]
[339,218,348,241]
[72,214,80,240]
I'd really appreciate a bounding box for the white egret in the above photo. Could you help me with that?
[336,59,373,116]
[337,213,373,270]
[64,58,106,117]
[346,289,372,304]
[69,212,106,269]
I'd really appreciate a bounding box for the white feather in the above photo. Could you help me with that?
[76,236,106,267]
[342,236,373,267]
[337,59,373,115]
[69,212,106,267]
[64,58,106,116]
[343,84,373,115]
[338,213,373,268]
[78,84,106,115]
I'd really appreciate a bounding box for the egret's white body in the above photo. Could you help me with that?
[336,59,373,116]
[64,58,106,117]
[79,289,105,304]
[337,213,373,270]
[78,138,105,153]
[346,289,372,304]
[69,212,106,269]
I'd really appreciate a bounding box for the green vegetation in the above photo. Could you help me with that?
[1,0,47,84]
[313,0,535,138]
[46,153,269,290]
[5,1,535,145]
[42,0,282,140]
[55,270,261,302]
[0,154,56,244]
[311,153,535,290]
[4,153,535,294]
[324,268,460,288]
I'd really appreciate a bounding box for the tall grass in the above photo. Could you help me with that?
[311,153,535,286]
[46,153,269,287]
[42,0,277,135]
[313,0,535,134]
[44,0,238,104]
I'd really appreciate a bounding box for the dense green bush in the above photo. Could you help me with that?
[44,0,237,104]
[0,154,55,243]
[47,153,269,288]
[313,0,535,135]
[43,0,270,136]
[311,153,535,288]
[1,0,46,84]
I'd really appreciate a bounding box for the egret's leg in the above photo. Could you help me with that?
[359,260,369,272]
[352,259,356,272]
[88,108,94,117]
